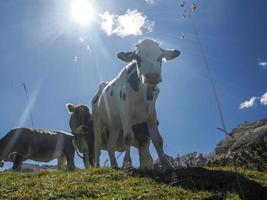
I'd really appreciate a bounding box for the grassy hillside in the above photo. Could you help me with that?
[0,166,266,199]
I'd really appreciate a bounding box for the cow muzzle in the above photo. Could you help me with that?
[74,125,89,135]
[144,73,161,85]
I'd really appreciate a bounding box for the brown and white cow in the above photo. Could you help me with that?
[66,103,94,168]
[92,39,180,169]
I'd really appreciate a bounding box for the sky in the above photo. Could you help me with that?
[0,0,266,169]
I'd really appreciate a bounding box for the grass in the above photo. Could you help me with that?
[0,166,266,199]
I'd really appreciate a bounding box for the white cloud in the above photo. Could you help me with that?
[99,11,114,36]
[258,59,267,69]
[145,0,155,4]
[239,97,257,109]
[100,10,154,37]
[260,92,267,105]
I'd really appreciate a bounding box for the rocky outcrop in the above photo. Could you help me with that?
[215,119,267,154]
[153,119,267,171]
[153,152,208,170]
[211,118,267,171]
[175,152,207,167]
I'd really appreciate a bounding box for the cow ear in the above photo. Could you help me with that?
[117,52,135,63]
[161,49,180,61]
[66,103,75,113]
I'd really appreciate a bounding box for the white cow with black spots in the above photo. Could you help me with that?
[92,39,180,169]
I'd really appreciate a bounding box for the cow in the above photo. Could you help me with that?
[65,101,153,169]
[66,103,94,168]
[92,39,180,169]
[0,103,93,171]
[0,128,77,171]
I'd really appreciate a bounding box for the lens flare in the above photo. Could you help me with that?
[71,0,95,26]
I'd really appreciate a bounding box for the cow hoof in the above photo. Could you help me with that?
[66,165,76,171]
[111,165,119,170]
[139,166,153,171]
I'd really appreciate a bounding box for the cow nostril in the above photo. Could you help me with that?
[145,73,160,81]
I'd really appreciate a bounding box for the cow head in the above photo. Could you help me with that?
[66,103,92,136]
[118,39,180,85]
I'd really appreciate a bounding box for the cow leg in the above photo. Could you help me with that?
[0,161,4,168]
[107,129,119,168]
[89,151,94,167]
[121,107,134,147]
[149,127,172,170]
[65,150,75,171]
[138,141,153,170]
[88,128,95,167]
[57,155,66,170]
[83,151,90,169]
[12,154,24,171]
[93,121,102,167]
[122,148,132,168]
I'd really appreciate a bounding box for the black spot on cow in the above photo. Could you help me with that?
[146,86,154,101]
[132,122,150,146]
[119,90,122,99]
[122,93,126,101]
[127,71,140,92]
[110,91,113,96]
[127,62,137,75]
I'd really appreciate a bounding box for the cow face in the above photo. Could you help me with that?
[118,39,180,85]
[66,103,91,135]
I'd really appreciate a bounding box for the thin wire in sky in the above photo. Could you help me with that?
[178,1,231,144]
[22,83,35,128]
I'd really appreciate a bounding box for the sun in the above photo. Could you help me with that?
[71,0,95,26]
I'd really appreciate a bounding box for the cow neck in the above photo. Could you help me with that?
[126,62,141,92]
[126,63,157,102]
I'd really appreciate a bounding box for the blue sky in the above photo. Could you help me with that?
[0,0,266,169]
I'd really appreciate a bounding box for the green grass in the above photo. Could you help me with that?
[0,166,266,199]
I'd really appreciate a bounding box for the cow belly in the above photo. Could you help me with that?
[29,150,63,162]
[29,135,66,162]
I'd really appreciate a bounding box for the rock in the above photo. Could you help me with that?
[153,155,176,170]
[4,163,57,172]
[215,119,267,154]
[175,152,207,167]
[153,152,208,170]
[212,118,267,171]
[153,118,267,171]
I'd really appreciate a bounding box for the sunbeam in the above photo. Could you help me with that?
[17,79,43,127]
